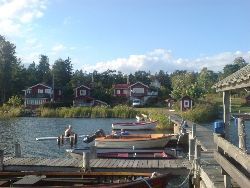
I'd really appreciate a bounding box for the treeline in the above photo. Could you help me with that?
[0,35,249,105]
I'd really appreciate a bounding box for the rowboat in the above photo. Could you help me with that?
[95,133,175,149]
[66,147,175,160]
[0,171,171,187]
[111,120,158,130]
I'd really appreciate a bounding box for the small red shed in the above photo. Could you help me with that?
[180,96,193,111]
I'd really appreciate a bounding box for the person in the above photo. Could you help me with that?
[65,125,73,137]
[120,129,129,136]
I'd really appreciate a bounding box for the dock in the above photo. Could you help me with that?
[2,156,191,175]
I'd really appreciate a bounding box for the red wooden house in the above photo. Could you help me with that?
[180,96,193,111]
[113,84,130,97]
[23,84,53,109]
[129,82,149,100]
[73,85,94,107]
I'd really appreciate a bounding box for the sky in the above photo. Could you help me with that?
[0,0,250,74]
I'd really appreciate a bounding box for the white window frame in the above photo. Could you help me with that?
[45,89,51,94]
[38,89,43,94]
[184,100,190,108]
[80,89,86,96]
[117,90,120,94]
[133,88,144,94]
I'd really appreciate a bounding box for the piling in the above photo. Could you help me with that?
[237,117,247,152]
[0,150,3,171]
[15,142,21,157]
[60,135,64,144]
[194,144,201,188]
[74,134,77,144]
[192,124,196,138]
[189,137,195,160]
[70,136,74,148]
[90,146,97,159]
[82,152,90,172]
[57,136,60,145]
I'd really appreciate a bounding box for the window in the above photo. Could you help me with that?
[123,90,128,94]
[132,88,144,94]
[80,90,86,96]
[38,89,43,94]
[184,100,190,108]
[117,90,120,94]
[27,89,31,94]
[45,89,51,94]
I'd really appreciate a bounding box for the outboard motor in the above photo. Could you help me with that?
[83,129,106,143]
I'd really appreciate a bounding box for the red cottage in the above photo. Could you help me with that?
[129,82,149,100]
[23,83,52,109]
[73,85,94,107]
[180,96,193,111]
[113,84,130,97]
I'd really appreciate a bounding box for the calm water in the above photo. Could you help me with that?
[0,117,159,158]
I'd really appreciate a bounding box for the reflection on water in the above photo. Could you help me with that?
[0,117,164,158]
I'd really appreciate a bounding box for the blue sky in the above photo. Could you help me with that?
[0,0,249,73]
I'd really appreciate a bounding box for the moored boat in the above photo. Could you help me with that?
[111,120,158,130]
[95,133,176,149]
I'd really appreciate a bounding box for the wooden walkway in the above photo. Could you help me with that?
[170,113,226,187]
[2,156,191,175]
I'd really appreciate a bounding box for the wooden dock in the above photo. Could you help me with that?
[2,156,191,175]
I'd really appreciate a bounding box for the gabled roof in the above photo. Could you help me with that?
[25,83,52,90]
[75,85,91,90]
[213,64,250,92]
[129,82,149,88]
[114,84,129,89]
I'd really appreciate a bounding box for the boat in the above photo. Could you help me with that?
[95,133,175,149]
[66,147,175,160]
[0,171,172,187]
[111,120,158,130]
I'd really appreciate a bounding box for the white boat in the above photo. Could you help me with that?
[112,120,158,130]
[95,133,176,149]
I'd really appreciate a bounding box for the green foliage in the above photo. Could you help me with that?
[0,104,24,119]
[181,102,220,123]
[150,112,172,130]
[39,105,137,118]
[6,95,22,107]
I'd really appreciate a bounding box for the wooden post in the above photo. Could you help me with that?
[70,136,74,148]
[189,137,195,160]
[15,142,21,157]
[57,136,60,145]
[223,91,230,141]
[82,152,90,172]
[194,144,201,188]
[90,145,97,159]
[237,118,247,152]
[0,150,3,171]
[192,124,196,139]
[60,135,64,144]
[74,134,77,144]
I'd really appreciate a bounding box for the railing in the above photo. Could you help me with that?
[213,133,250,187]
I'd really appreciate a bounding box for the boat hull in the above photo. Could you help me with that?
[95,134,173,149]
[112,121,157,130]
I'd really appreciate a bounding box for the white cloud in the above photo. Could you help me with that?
[51,44,66,53]
[0,0,47,36]
[81,49,250,74]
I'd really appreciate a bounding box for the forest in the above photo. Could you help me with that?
[0,35,249,106]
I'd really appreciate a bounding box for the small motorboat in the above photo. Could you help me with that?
[112,121,158,130]
[95,133,176,149]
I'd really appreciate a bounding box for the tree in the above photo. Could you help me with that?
[52,57,73,102]
[0,35,18,103]
[37,55,51,84]
[223,57,248,78]
[197,67,218,94]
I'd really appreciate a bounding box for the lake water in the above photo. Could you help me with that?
[0,117,159,158]
[1,117,249,158]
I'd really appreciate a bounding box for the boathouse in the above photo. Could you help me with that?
[73,85,94,107]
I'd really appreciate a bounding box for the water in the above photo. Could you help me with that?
[0,117,167,158]
[0,117,140,158]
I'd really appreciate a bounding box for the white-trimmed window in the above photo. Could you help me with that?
[117,90,120,94]
[27,89,31,94]
[184,100,190,108]
[80,90,86,96]
[45,89,51,94]
[38,89,43,94]
[133,88,144,94]
[123,90,128,94]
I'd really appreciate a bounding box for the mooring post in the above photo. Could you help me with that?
[60,134,64,144]
[90,145,97,159]
[0,150,3,171]
[194,144,201,188]
[192,124,196,139]
[14,142,21,157]
[82,152,90,172]
[74,134,78,144]
[57,136,60,145]
[237,118,247,152]
[70,136,74,148]
[189,137,195,160]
